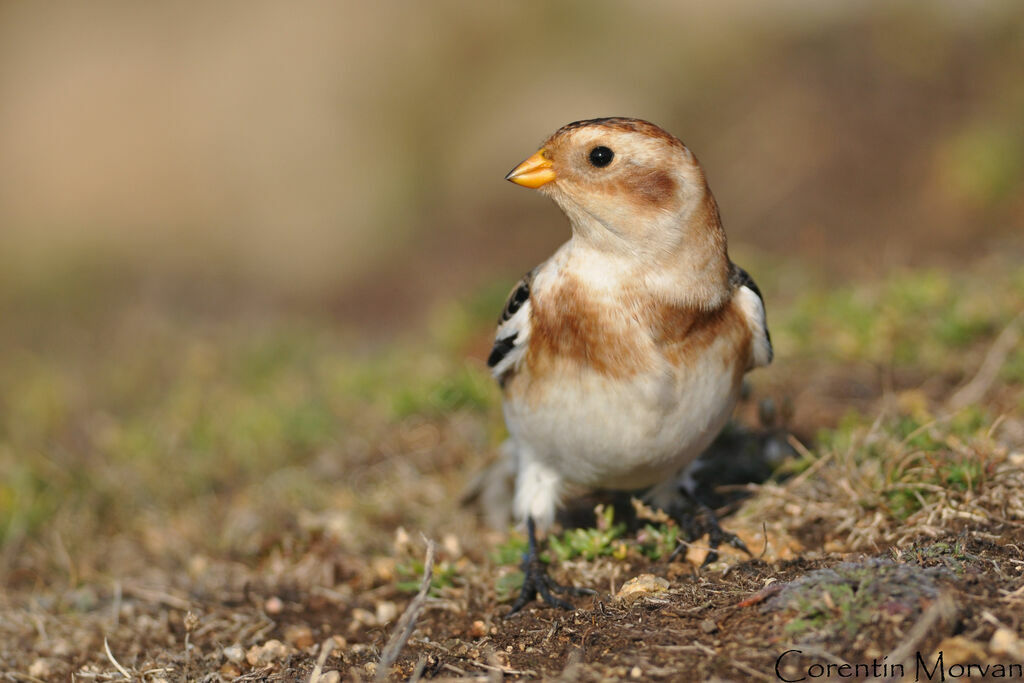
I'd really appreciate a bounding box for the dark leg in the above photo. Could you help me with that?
[506,517,595,616]
[666,489,751,566]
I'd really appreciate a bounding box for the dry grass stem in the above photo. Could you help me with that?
[102,638,132,680]
[885,594,959,675]
[948,311,1024,411]
[376,538,436,680]
[307,638,336,683]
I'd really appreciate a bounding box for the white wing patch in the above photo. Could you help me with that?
[489,302,531,379]
[735,284,772,368]
[488,272,535,381]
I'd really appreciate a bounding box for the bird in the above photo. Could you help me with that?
[489,117,773,614]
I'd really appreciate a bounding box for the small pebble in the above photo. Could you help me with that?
[700,619,718,634]
[264,596,284,615]
[350,607,375,627]
[223,644,245,663]
[219,663,241,678]
[376,600,398,624]
[630,666,643,678]
[246,639,291,666]
[284,624,315,650]
[990,628,1023,658]
[443,533,461,556]
[29,660,52,679]
[393,526,411,552]
[615,574,670,602]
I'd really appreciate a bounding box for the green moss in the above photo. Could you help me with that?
[770,560,947,642]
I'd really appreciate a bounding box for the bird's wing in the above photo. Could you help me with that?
[730,264,773,368]
[488,270,535,382]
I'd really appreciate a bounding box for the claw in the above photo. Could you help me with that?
[505,518,593,616]
[667,492,750,567]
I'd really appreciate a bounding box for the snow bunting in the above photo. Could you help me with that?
[490,117,772,613]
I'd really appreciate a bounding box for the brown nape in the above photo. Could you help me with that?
[526,275,651,379]
[547,117,686,151]
[685,187,731,287]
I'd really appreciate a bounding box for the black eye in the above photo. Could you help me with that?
[588,146,614,168]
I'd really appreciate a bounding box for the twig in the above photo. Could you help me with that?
[183,611,199,681]
[659,642,715,656]
[947,311,1023,411]
[307,638,336,683]
[376,538,436,681]
[736,583,783,608]
[3,673,48,683]
[667,599,713,617]
[466,659,537,677]
[786,434,832,487]
[556,649,583,683]
[103,638,132,680]
[110,581,122,630]
[408,656,428,683]
[885,593,957,680]
[728,657,774,682]
[121,583,192,611]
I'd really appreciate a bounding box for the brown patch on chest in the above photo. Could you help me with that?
[653,299,753,375]
[524,277,754,382]
[526,277,651,379]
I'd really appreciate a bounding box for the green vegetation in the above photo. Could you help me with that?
[395,558,459,596]
[547,505,628,562]
[779,265,1024,370]
[895,540,976,575]
[772,560,948,640]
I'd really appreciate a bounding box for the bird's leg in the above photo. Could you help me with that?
[666,489,751,567]
[506,517,594,616]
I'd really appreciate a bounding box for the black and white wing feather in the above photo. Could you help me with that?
[730,264,773,368]
[487,270,534,383]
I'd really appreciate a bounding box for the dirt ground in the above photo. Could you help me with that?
[1,347,1022,681]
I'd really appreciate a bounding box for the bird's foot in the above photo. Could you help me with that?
[668,502,751,567]
[506,556,594,616]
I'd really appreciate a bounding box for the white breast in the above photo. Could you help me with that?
[504,336,742,493]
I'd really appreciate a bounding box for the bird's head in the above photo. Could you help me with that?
[505,117,722,258]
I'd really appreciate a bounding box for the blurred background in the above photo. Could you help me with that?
[1,0,1023,587]
[1,1,1021,326]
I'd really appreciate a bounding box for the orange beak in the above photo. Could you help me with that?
[505,149,555,189]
